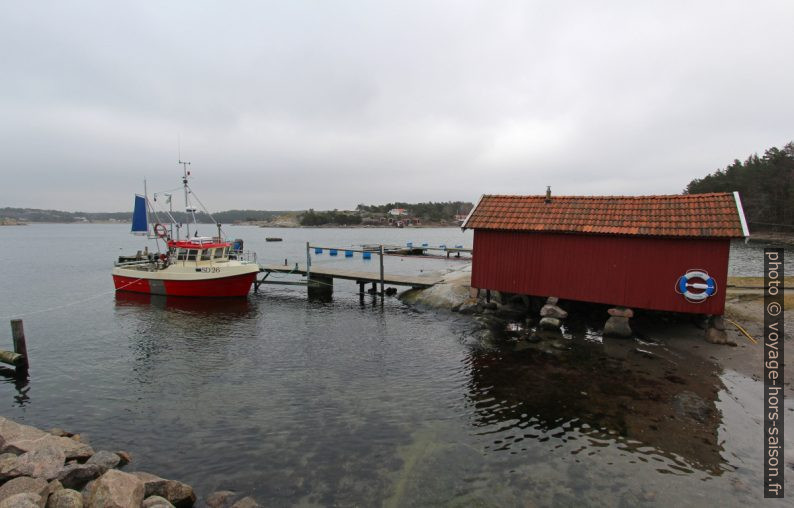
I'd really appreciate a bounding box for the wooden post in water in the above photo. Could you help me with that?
[379,245,385,298]
[11,319,28,377]
[306,242,311,282]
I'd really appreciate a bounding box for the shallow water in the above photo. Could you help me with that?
[0,224,788,506]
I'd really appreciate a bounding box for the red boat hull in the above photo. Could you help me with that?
[113,272,256,297]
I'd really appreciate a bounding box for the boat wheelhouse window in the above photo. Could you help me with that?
[201,249,212,261]
[176,249,187,261]
[223,247,230,257]
[214,247,224,259]
[187,249,198,261]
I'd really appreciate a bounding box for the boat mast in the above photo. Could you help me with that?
[180,159,191,238]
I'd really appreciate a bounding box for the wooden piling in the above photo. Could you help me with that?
[379,245,385,297]
[11,319,28,376]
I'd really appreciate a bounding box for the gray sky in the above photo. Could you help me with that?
[1,1,792,212]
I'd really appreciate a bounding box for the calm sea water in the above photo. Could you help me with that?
[0,224,787,506]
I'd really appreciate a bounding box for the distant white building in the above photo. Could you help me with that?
[389,208,408,216]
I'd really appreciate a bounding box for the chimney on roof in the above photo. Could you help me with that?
[545,186,552,204]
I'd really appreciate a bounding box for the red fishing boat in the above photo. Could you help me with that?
[112,162,260,297]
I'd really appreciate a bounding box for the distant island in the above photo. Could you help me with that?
[0,201,475,228]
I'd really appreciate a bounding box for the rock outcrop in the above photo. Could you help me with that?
[0,417,256,507]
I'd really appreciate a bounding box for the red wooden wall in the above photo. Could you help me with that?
[471,230,731,315]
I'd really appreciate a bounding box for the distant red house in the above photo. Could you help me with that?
[462,192,749,315]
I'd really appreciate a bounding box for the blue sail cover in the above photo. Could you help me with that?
[131,194,148,235]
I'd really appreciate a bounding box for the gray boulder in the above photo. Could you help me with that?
[46,489,82,508]
[0,493,41,508]
[0,418,93,461]
[85,470,143,508]
[710,315,726,330]
[538,317,561,330]
[546,296,559,305]
[57,464,102,490]
[204,491,235,508]
[141,496,174,508]
[540,304,567,319]
[673,391,712,424]
[85,452,119,474]
[8,446,65,480]
[131,472,195,508]
[603,316,632,338]
[0,477,48,508]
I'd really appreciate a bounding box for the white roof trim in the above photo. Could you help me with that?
[733,191,750,239]
[461,194,484,231]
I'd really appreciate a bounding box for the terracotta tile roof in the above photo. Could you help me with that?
[463,192,748,238]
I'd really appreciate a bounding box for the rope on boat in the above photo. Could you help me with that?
[0,277,145,320]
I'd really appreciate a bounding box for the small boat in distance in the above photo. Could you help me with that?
[112,162,260,297]
[265,237,282,242]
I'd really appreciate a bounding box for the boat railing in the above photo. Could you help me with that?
[114,259,154,268]
[231,250,257,264]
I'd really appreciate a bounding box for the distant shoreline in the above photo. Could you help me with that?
[8,221,465,228]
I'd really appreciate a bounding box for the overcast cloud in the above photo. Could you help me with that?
[1,1,792,212]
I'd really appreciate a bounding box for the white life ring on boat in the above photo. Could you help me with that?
[153,223,168,238]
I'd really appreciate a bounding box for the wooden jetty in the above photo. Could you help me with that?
[256,264,441,294]
[254,243,445,299]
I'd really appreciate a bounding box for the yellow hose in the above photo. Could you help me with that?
[726,318,757,345]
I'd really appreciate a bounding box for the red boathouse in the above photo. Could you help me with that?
[462,192,749,315]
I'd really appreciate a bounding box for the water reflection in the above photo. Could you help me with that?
[0,368,31,407]
[463,330,726,475]
[114,292,254,316]
[113,293,260,386]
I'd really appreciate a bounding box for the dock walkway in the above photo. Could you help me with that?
[256,264,441,293]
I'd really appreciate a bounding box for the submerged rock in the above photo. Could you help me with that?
[673,391,712,424]
[204,491,235,508]
[229,498,259,508]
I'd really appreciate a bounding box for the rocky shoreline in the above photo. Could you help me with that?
[0,417,257,508]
